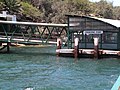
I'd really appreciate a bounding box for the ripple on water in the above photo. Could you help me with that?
[0,46,120,90]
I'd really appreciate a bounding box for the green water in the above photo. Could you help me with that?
[0,46,120,90]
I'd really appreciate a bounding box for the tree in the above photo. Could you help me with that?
[2,0,22,14]
[93,0,113,19]
[21,2,42,22]
[51,0,74,23]
[0,1,4,11]
[113,6,120,20]
[0,0,120,23]
[72,0,92,15]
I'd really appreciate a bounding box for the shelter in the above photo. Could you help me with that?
[66,15,120,50]
[0,11,16,21]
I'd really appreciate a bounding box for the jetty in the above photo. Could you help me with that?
[56,15,120,59]
[0,11,120,58]
[0,11,67,52]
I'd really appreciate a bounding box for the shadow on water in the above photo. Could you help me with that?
[0,46,56,56]
[13,51,56,57]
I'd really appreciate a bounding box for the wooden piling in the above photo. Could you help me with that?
[7,42,10,53]
[74,38,79,58]
[0,42,2,46]
[93,37,99,59]
[57,38,62,49]
[56,38,62,56]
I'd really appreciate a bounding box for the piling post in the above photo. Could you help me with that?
[74,38,79,58]
[7,42,10,53]
[7,37,11,53]
[57,38,62,49]
[93,37,99,59]
[0,42,2,46]
[56,38,62,56]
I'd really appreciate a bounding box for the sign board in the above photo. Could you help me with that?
[83,30,103,35]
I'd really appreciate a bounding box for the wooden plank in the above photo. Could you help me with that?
[103,50,119,55]
[56,49,74,53]
[56,49,120,55]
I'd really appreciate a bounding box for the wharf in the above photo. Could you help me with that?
[56,49,120,58]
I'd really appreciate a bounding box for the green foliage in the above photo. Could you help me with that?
[74,0,91,14]
[2,0,21,14]
[93,0,113,18]
[0,0,120,22]
[0,2,4,11]
[21,2,42,18]
[113,6,120,19]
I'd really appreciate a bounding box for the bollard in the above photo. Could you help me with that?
[74,38,79,58]
[93,37,99,59]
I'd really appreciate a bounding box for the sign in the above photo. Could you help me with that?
[83,30,103,35]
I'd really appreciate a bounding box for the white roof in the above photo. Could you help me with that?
[0,12,68,27]
[91,17,120,28]
[0,20,77,27]
[0,20,68,27]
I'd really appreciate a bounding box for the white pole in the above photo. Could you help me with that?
[75,38,79,47]
[94,37,99,46]
[74,37,79,58]
[57,38,62,49]
[93,37,99,59]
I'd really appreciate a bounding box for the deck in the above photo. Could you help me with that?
[56,49,120,58]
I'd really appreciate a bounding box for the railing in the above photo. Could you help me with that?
[0,21,67,45]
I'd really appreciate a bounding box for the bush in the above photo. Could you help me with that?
[0,2,4,11]
[21,2,42,19]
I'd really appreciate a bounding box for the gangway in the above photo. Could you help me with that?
[0,20,68,52]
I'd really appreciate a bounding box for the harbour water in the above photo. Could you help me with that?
[0,46,120,90]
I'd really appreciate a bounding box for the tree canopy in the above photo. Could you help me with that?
[0,0,120,23]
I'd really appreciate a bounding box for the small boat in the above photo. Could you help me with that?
[111,75,120,90]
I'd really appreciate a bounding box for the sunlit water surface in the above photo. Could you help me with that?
[0,46,120,90]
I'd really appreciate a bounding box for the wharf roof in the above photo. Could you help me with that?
[0,20,68,27]
[91,17,120,28]
[66,15,120,28]
[0,14,68,27]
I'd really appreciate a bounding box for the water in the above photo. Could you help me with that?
[0,46,120,90]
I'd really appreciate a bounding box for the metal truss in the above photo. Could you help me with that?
[0,22,67,45]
